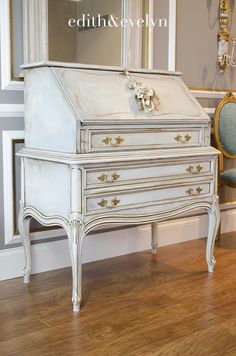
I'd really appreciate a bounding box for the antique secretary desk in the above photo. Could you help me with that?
[18,61,220,312]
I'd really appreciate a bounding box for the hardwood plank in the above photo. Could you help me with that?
[143,317,236,356]
[1,232,236,355]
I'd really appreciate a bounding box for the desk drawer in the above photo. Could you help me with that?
[85,128,203,152]
[86,160,212,188]
[86,182,212,214]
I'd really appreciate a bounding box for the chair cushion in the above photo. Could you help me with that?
[220,168,236,185]
[219,102,236,155]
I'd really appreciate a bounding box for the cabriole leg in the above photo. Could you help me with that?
[18,203,32,283]
[151,222,158,255]
[68,220,84,312]
[206,198,220,272]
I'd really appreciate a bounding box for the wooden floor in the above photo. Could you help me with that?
[2,233,236,355]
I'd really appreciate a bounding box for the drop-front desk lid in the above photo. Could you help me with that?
[22,61,210,125]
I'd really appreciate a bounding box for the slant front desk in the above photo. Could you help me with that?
[18,62,220,312]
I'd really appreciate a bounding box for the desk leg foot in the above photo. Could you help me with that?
[73,300,80,312]
[23,272,31,284]
[151,222,158,255]
[208,257,216,273]
[206,198,220,273]
[68,220,84,313]
[18,203,32,284]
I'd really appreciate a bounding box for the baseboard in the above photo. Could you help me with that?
[0,209,235,281]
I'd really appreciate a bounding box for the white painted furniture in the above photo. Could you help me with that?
[18,62,220,312]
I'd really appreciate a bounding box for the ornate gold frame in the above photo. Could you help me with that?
[213,92,236,159]
[213,92,236,189]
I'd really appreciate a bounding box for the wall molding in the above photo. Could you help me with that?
[2,131,25,245]
[23,0,49,64]
[191,90,230,99]
[1,208,235,281]
[204,107,215,115]
[109,0,143,68]
[168,0,177,71]
[0,104,24,117]
[0,0,24,90]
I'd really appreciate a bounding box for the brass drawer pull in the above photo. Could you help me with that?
[98,198,120,209]
[186,165,204,174]
[97,173,120,184]
[186,187,203,196]
[175,134,192,144]
[102,136,124,147]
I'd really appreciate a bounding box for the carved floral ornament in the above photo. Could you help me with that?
[122,70,160,113]
[217,0,236,72]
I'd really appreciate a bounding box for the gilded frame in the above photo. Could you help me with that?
[213,92,236,189]
[213,92,236,159]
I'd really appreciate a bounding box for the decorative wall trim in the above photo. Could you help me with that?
[2,130,65,246]
[204,108,216,115]
[3,131,24,245]
[168,0,177,71]
[148,0,154,70]
[23,0,49,63]
[0,104,24,117]
[0,0,24,90]
[191,90,231,99]
[1,208,235,281]
[121,0,143,68]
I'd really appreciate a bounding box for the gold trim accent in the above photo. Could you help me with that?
[186,187,203,196]
[213,92,236,221]
[97,198,120,209]
[186,188,194,195]
[102,136,124,147]
[196,187,203,194]
[186,166,194,173]
[196,165,204,173]
[97,172,120,184]
[213,92,236,159]
[174,134,192,144]
[186,165,203,174]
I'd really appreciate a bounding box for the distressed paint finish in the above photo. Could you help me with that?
[18,63,220,312]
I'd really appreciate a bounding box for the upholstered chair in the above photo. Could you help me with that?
[213,92,236,237]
